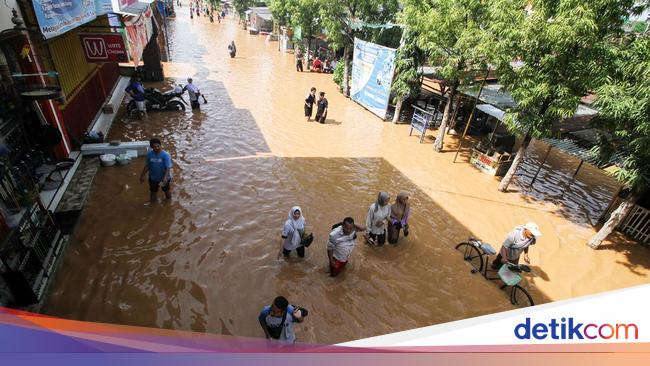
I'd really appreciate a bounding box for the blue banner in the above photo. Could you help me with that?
[32,0,98,39]
[350,38,397,119]
[156,0,167,17]
[96,0,115,16]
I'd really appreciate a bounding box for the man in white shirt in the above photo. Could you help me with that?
[184,78,201,109]
[491,222,541,269]
[327,217,367,277]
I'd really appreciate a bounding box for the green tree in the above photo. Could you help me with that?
[269,0,293,26]
[403,0,489,152]
[390,28,425,123]
[587,34,650,248]
[269,0,322,66]
[320,0,400,96]
[233,0,255,17]
[291,0,323,68]
[489,0,637,192]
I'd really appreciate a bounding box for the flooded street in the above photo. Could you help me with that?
[43,6,650,344]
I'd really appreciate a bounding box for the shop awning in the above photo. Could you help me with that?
[113,0,155,16]
[460,84,517,110]
[476,104,506,121]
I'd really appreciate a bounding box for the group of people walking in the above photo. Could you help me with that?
[277,191,412,277]
[304,87,328,123]
[189,0,226,21]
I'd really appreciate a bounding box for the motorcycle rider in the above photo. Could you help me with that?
[183,78,201,110]
[125,76,146,118]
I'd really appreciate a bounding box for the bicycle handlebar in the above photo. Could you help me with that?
[505,262,531,273]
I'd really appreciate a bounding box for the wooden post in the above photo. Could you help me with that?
[529,144,553,188]
[453,70,489,163]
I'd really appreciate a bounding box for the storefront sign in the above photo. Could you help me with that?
[470,149,499,175]
[350,38,397,119]
[32,0,97,39]
[80,33,128,62]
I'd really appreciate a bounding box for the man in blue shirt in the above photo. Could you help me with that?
[140,138,172,203]
[125,76,147,118]
[258,296,305,343]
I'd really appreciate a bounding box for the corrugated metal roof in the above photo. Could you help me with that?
[476,104,506,120]
[540,137,626,169]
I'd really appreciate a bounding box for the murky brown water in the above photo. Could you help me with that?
[43,5,650,343]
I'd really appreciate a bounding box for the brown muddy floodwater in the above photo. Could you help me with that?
[43,5,650,344]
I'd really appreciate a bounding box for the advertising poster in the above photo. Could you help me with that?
[350,38,397,119]
[123,6,152,65]
[95,0,114,15]
[31,0,97,39]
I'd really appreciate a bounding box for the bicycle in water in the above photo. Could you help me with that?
[455,238,535,307]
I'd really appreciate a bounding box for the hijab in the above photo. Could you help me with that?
[286,206,305,247]
[391,191,410,219]
[374,192,390,212]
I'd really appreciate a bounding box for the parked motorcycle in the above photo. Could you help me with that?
[127,85,187,114]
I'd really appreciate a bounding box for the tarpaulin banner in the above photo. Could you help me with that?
[123,7,152,65]
[95,0,115,15]
[32,0,97,39]
[350,38,397,119]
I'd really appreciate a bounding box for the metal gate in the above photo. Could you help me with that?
[619,205,650,244]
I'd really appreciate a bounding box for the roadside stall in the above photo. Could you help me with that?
[468,104,515,176]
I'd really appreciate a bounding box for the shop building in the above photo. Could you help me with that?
[0,0,163,308]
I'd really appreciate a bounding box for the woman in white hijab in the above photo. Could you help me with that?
[278,206,307,259]
[365,192,391,246]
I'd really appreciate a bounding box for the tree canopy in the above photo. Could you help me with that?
[592,34,650,194]
[402,0,489,151]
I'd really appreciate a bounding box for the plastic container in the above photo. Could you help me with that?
[116,153,130,166]
[99,154,116,167]
[498,264,522,286]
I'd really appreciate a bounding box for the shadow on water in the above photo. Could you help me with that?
[592,231,650,275]
[44,154,553,344]
[42,9,561,345]
[510,140,621,229]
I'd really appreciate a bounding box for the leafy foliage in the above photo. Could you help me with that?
[233,0,258,16]
[319,0,400,50]
[403,0,489,87]
[269,0,322,41]
[591,35,650,193]
[333,59,345,91]
[391,28,425,102]
[487,0,636,138]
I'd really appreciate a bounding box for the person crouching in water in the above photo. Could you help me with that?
[184,78,201,110]
[387,191,410,244]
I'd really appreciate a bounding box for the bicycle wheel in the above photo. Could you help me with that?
[455,242,483,273]
[510,285,534,307]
